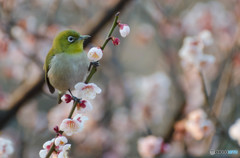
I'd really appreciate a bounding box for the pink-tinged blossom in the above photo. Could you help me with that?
[61,94,72,103]
[119,24,130,38]
[39,138,55,158]
[229,118,240,145]
[55,136,68,146]
[137,135,169,158]
[40,138,71,158]
[76,100,93,113]
[87,47,103,62]
[59,114,88,136]
[182,1,236,50]
[179,30,215,68]
[39,150,48,158]
[0,137,14,158]
[74,82,102,100]
[112,37,120,46]
[198,30,213,46]
[182,1,236,35]
[185,109,214,140]
[58,144,71,158]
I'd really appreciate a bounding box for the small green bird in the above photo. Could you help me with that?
[43,30,90,102]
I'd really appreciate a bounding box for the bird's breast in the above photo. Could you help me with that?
[48,52,89,91]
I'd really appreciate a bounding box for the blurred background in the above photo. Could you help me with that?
[1,0,240,157]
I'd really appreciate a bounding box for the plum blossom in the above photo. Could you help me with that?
[137,135,170,158]
[59,114,88,136]
[198,30,213,46]
[185,109,214,140]
[119,23,130,37]
[179,30,215,68]
[182,1,236,35]
[182,1,236,50]
[87,47,103,62]
[55,136,68,146]
[229,118,240,145]
[39,150,48,158]
[76,99,93,113]
[40,137,71,158]
[0,137,14,158]
[74,82,102,100]
[58,144,71,158]
[39,138,55,158]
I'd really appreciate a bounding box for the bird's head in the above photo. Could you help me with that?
[52,30,90,54]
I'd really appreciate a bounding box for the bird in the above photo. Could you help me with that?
[43,30,90,103]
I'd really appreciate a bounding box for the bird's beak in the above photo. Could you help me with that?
[79,35,91,40]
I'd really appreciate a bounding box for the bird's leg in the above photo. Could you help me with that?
[68,89,73,96]
[68,89,81,103]
[92,61,100,67]
[88,61,100,71]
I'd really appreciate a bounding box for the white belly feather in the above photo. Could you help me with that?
[48,52,89,91]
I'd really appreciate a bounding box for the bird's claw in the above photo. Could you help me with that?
[72,96,81,103]
[88,61,100,71]
[68,89,81,103]
[91,61,100,67]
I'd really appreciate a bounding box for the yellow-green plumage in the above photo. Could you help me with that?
[43,30,90,101]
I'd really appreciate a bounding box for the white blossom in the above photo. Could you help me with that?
[59,114,88,136]
[76,99,93,113]
[58,144,71,158]
[119,24,130,38]
[87,47,103,62]
[55,136,68,146]
[74,82,102,100]
[179,30,215,68]
[39,138,55,158]
[0,137,14,158]
[229,118,240,145]
[198,30,213,46]
[185,109,214,140]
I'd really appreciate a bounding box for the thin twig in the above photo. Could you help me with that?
[200,59,238,148]
[211,61,233,117]
[67,101,78,119]
[199,71,210,107]
[85,12,120,84]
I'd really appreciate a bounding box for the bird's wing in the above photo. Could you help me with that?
[43,49,55,93]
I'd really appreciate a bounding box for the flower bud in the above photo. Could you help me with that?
[61,94,72,103]
[119,23,130,38]
[87,47,103,62]
[112,37,120,46]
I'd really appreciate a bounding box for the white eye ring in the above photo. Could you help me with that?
[68,36,75,43]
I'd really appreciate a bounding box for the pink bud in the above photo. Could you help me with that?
[61,94,72,103]
[119,23,130,38]
[112,37,120,46]
[54,126,59,133]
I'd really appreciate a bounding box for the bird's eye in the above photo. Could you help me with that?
[68,36,75,43]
